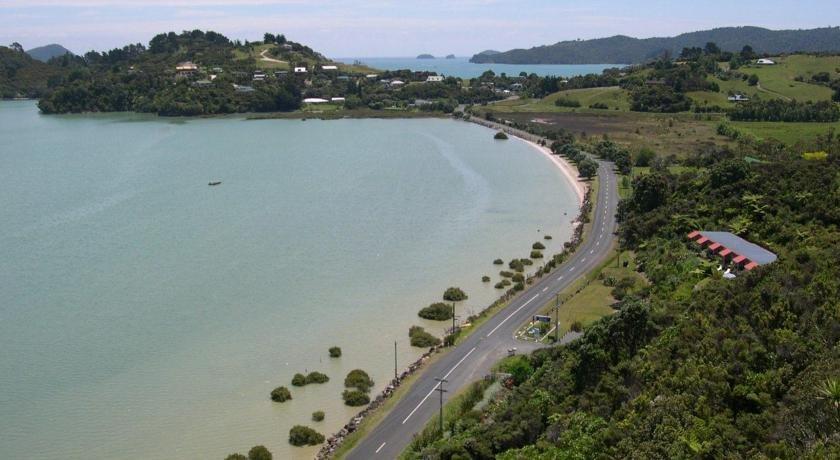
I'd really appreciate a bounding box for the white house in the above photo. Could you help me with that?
[253,70,266,81]
[389,80,405,86]
[756,58,776,65]
[366,74,379,79]
[175,61,198,78]
[303,98,329,104]
[425,75,444,83]
[728,94,750,102]
[294,67,307,74]
[321,65,338,71]
[331,97,346,103]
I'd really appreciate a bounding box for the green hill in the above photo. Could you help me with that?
[26,44,74,62]
[0,46,69,98]
[471,26,840,64]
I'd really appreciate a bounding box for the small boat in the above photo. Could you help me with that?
[208,181,222,186]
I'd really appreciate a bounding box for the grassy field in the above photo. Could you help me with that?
[489,87,631,113]
[731,120,840,145]
[523,249,646,341]
[690,54,838,107]
[487,110,730,158]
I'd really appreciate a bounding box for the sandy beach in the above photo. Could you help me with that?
[518,137,587,205]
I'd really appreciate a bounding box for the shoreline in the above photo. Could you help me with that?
[517,137,587,205]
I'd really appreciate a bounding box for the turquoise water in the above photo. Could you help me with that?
[336,56,619,78]
[0,101,579,459]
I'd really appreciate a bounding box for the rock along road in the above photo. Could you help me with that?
[347,155,619,459]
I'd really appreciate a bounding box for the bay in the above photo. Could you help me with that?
[0,101,579,459]
[336,56,619,78]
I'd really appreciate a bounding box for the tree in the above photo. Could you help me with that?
[247,445,272,460]
[10,42,24,53]
[291,373,306,386]
[409,325,441,347]
[270,386,291,402]
[418,302,454,320]
[288,425,325,446]
[740,45,756,60]
[635,148,655,167]
[342,390,371,406]
[328,346,342,358]
[578,158,598,179]
[704,42,721,55]
[312,410,325,422]
[748,74,759,86]
[344,369,374,392]
[631,172,669,212]
[263,33,276,44]
[532,241,546,250]
[443,287,467,301]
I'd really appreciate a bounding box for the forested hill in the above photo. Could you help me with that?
[35,30,328,115]
[0,45,70,98]
[26,44,74,62]
[470,26,840,64]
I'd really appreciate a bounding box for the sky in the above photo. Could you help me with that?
[1,0,838,57]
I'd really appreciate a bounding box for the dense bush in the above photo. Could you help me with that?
[328,346,341,358]
[494,131,509,140]
[442,287,468,301]
[342,390,371,407]
[225,445,272,460]
[270,386,291,402]
[511,273,525,283]
[554,96,581,108]
[291,373,306,386]
[499,270,514,278]
[728,99,840,122]
[288,425,325,446]
[532,241,546,250]
[344,369,374,393]
[493,258,504,265]
[482,275,491,282]
[409,326,441,348]
[418,302,453,321]
[312,410,325,422]
[305,371,329,384]
[509,259,524,272]
[530,250,544,259]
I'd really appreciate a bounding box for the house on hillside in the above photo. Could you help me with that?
[687,231,777,274]
[321,65,338,71]
[389,80,405,87]
[294,66,307,74]
[425,75,444,83]
[756,58,776,65]
[233,84,254,93]
[331,97,346,103]
[727,94,750,102]
[175,61,198,78]
[253,70,266,82]
[274,70,288,78]
[303,97,329,104]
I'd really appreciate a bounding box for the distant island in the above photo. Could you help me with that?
[470,26,840,64]
[416,54,435,59]
[445,54,456,59]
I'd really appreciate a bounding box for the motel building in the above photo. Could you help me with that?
[687,230,777,276]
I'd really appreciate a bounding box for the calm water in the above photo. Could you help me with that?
[0,101,579,459]
[337,56,619,78]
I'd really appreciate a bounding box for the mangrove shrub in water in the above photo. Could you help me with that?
[270,386,292,403]
[342,389,371,407]
[328,346,342,358]
[288,425,325,446]
[410,325,442,348]
[443,287,468,301]
[312,410,325,422]
[418,302,454,321]
[344,369,374,393]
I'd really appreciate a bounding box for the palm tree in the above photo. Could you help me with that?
[817,378,840,411]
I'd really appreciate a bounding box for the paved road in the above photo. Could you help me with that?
[347,157,618,460]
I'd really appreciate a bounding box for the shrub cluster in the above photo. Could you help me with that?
[328,346,342,358]
[443,287,468,301]
[418,302,454,321]
[270,386,291,403]
[409,325,442,348]
[344,369,374,393]
[288,425,325,446]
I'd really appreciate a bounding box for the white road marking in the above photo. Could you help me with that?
[376,442,386,454]
[487,294,540,337]
[596,241,600,246]
[542,287,548,292]
[590,249,594,254]
[570,265,576,271]
[401,346,478,424]
[557,275,564,281]
[582,258,586,263]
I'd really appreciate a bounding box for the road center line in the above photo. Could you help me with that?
[557,275,564,281]
[401,346,477,424]
[375,442,386,454]
[487,294,539,337]
[542,287,548,292]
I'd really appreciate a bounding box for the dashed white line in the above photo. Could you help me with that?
[569,265,576,271]
[376,442,387,454]
[542,287,548,292]
[557,275,564,281]
[590,249,594,254]
[582,258,586,263]
[401,346,478,424]
[487,294,540,337]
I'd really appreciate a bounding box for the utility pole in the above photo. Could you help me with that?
[435,377,448,434]
[451,302,456,336]
[394,341,398,380]
[554,293,560,343]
